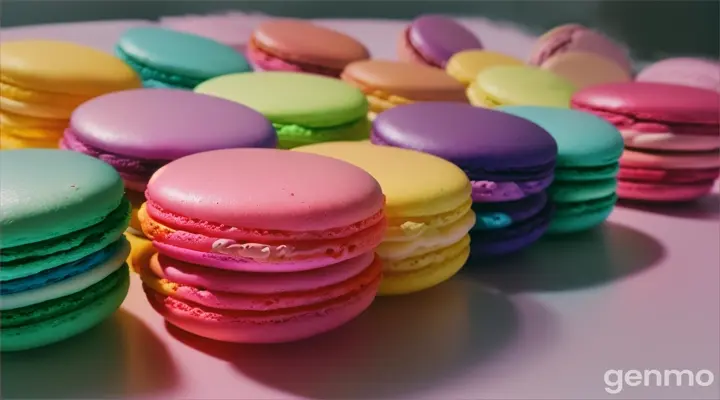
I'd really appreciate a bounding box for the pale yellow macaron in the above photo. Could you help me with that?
[467,65,577,108]
[124,232,154,273]
[0,40,141,149]
[446,50,524,86]
[294,141,474,296]
[540,52,631,90]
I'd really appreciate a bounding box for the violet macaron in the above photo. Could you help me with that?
[398,15,483,68]
[636,57,720,92]
[371,102,558,256]
[61,88,277,235]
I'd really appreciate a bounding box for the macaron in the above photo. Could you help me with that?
[137,149,386,342]
[540,52,631,90]
[500,106,624,233]
[468,65,576,108]
[295,141,473,295]
[247,19,370,77]
[115,27,251,89]
[370,102,557,256]
[572,82,720,202]
[60,88,277,235]
[397,15,483,68]
[341,60,467,119]
[195,72,368,148]
[446,50,524,86]
[636,57,720,92]
[0,40,141,149]
[1,150,131,351]
[528,24,632,74]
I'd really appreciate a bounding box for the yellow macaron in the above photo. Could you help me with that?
[446,50,524,86]
[124,232,154,274]
[0,40,141,149]
[466,65,577,108]
[294,141,474,295]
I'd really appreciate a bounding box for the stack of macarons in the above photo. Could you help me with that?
[195,72,369,148]
[341,60,467,119]
[397,15,483,68]
[60,88,278,236]
[295,141,474,295]
[1,150,131,351]
[115,27,251,89]
[636,57,720,92]
[572,82,720,202]
[247,19,370,77]
[135,149,387,343]
[0,40,141,149]
[369,102,557,256]
[500,106,624,233]
[528,24,632,90]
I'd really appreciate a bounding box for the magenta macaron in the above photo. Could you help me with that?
[60,88,277,234]
[398,15,483,68]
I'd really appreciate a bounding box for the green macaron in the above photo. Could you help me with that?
[195,71,370,148]
[498,106,624,233]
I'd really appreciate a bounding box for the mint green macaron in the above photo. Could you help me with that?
[195,71,370,148]
[498,106,624,233]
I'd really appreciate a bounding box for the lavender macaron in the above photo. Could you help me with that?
[371,102,557,256]
[61,88,277,235]
[398,15,483,68]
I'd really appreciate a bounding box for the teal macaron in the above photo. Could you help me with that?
[498,106,624,233]
[1,150,131,351]
[116,27,252,89]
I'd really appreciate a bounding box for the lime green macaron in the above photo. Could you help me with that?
[467,65,577,108]
[195,72,370,148]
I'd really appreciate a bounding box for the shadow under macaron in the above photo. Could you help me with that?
[616,193,720,221]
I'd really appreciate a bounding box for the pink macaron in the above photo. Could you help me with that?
[398,15,483,68]
[572,81,720,202]
[137,148,387,342]
[636,57,720,92]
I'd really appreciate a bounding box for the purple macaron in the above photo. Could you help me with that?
[371,102,558,256]
[398,15,483,68]
[61,88,278,192]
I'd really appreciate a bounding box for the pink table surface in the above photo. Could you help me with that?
[1,16,719,400]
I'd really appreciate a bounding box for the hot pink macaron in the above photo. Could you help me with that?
[398,15,483,68]
[572,81,720,202]
[636,57,720,92]
[137,148,387,342]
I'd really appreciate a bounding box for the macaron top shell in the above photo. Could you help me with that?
[69,89,277,159]
[636,57,720,92]
[0,40,141,96]
[195,72,368,127]
[372,102,558,170]
[252,19,370,69]
[116,27,251,79]
[571,82,720,125]
[446,50,523,85]
[0,150,125,248]
[475,65,576,107]
[146,149,384,231]
[499,106,624,167]
[294,141,471,218]
[342,60,467,102]
[407,15,482,67]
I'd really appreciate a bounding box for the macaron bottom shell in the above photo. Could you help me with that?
[470,203,552,256]
[617,179,716,202]
[1,265,130,352]
[548,194,616,233]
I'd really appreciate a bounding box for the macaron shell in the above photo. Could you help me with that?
[618,166,720,183]
[69,88,277,159]
[446,50,523,85]
[0,40,141,96]
[618,179,715,202]
[570,82,720,125]
[549,199,615,233]
[0,132,61,149]
[0,150,125,248]
[550,178,617,203]
[470,203,552,256]
[621,130,720,151]
[636,57,720,92]
[146,148,384,231]
[116,27,251,79]
[541,52,630,90]
[406,15,482,67]
[475,65,576,108]
[620,149,720,170]
[251,19,369,70]
[341,60,467,102]
[196,72,368,128]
